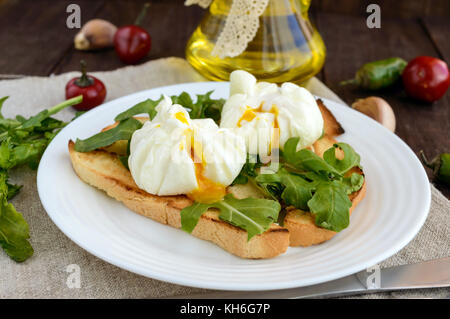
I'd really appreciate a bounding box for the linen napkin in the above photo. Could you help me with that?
[0,57,448,298]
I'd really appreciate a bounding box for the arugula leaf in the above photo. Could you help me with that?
[74,117,143,152]
[0,196,34,262]
[12,140,48,169]
[180,202,212,234]
[19,96,82,130]
[76,92,226,157]
[307,180,352,232]
[282,137,341,177]
[232,155,282,200]
[0,97,22,131]
[0,96,9,119]
[170,92,194,109]
[323,142,361,174]
[0,171,33,262]
[113,91,225,125]
[216,194,280,240]
[342,172,365,194]
[0,96,83,262]
[191,91,225,123]
[251,138,364,232]
[180,194,280,240]
[232,154,261,185]
[256,168,314,210]
[118,137,132,170]
[0,139,12,169]
[115,97,163,122]
[278,170,313,211]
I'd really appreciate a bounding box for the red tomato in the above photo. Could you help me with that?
[114,25,151,64]
[65,61,106,111]
[402,56,450,103]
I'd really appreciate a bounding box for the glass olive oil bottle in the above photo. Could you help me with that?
[186,0,326,83]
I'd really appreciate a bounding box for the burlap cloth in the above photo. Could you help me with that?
[0,57,448,299]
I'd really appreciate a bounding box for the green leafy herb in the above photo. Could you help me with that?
[282,137,341,178]
[180,194,280,240]
[307,181,353,232]
[170,92,194,110]
[115,97,163,122]
[231,154,260,185]
[342,172,365,195]
[0,171,33,262]
[231,155,282,200]
[237,137,364,233]
[190,91,225,123]
[113,91,225,125]
[76,92,226,165]
[323,142,361,174]
[180,202,211,234]
[0,95,83,262]
[74,117,143,152]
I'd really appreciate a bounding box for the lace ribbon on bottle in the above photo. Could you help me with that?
[185,0,269,58]
[185,0,213,9]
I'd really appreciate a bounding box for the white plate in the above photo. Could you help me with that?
[37,82,431,291]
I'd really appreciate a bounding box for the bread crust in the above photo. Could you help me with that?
[68,141,289,259]
[68,99,366,256]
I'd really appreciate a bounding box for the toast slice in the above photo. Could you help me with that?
[68,141,290,259]
[68,99,365,257]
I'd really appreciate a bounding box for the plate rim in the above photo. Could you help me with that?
[37,81,431,291]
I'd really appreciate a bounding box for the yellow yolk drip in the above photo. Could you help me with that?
[174,111,189,125]
[237,103,280,149]
[184,131,226,204]
[237,103,279,128]
[237,107,257,127]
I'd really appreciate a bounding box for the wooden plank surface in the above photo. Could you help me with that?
[0,0,103,76]
[0,0,448,197]
[54,0,204,74]
[317,12,450,197]
[314,0,450,18]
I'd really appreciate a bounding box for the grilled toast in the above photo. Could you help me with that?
[68,141,290,259]
[68,99,366,258]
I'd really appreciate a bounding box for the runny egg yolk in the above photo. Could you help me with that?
[174,111,190,125]
[182,129,227,204]
[237,103,280,149]
[237,103,279,129]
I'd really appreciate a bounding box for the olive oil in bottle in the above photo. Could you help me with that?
[186,0,326,83]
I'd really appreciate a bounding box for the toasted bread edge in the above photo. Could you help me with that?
[68,141,289,259]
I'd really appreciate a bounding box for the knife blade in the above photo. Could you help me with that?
[172,257,450,299]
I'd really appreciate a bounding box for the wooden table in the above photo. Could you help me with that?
[0,0,448,197]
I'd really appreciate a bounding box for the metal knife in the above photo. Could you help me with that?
[173,257,450,299]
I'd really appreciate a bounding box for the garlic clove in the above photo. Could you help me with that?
[352,96,396,132]
[74,19,117,51]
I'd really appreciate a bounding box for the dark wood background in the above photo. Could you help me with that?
[0,0,449,197]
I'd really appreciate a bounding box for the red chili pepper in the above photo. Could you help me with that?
[402,56,450,103]
[65,60,106,111]
[114,3,152,64]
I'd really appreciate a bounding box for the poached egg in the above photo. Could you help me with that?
[220,70,324,156]
[128,95,246,203]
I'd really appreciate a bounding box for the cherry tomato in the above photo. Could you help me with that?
[114,3,151,64]
[114,25,151,64]
[402,56,450,103]
[65,60,106,111]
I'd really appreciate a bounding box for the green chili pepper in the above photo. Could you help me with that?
[341,57,407,90]
[419,151,450,185]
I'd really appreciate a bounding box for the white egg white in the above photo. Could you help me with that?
[128,95,246,200]
[220,70,324,156]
